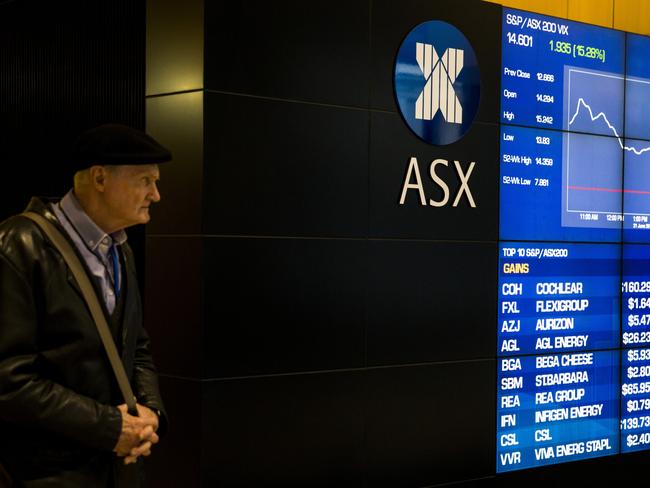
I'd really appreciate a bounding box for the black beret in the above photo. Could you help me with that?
[70,123,172,172]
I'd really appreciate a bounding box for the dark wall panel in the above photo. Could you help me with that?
[205,0,370,108]
[203,92,369,238]
[367,240,497,366]
[370,0,501,123]
[145,236,203,378]
[146,92,204,236]
[452,479,497,487]
[203,237,367,378]
[370,114,499,240]
[146,0,203,96]
[202,372,365,488]
[365,360,495,488]
[145,376,202,488]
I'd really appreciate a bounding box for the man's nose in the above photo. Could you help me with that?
[150,183,161,202]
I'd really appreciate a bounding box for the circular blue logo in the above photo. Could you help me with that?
[394,21,480,145]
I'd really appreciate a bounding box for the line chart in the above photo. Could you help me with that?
[568,98,650,156]
[563,67,650,232]
[563,67,624,229]
[565,68,624,136]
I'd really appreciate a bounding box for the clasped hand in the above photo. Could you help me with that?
[113,403,160,465]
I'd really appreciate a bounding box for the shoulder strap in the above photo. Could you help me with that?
[21,211,137,415]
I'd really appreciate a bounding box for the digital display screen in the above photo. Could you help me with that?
[498,7,650,473]
[496,242,621,472]
[500,10,650,244]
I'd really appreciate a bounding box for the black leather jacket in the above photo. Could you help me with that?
[0,197,166,486]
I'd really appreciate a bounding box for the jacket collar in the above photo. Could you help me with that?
[24,196,61,225]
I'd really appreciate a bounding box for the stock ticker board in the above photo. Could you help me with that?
[496,8,650,472]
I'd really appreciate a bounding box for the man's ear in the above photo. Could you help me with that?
[89,166,107,191]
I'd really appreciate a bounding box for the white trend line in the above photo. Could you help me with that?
[568,97,650,156]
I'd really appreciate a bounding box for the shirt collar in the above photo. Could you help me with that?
[58,190,128,252]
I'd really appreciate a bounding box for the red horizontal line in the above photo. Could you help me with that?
[568,185,650,195]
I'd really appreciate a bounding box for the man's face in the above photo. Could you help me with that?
[103,164,161,229]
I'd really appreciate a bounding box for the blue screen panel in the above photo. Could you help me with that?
[622,139,650,242]
[500,127,625,242]
[500,126,624,242]
[622,243,650,453]
[625,34,650,142]
[498,242,621,356]
[498,7,650,473]
[500,8,628,242]
[497,350,620,472]
[621,348,650,452]
[621,244,650,346]
[501,8,624,132]
[619,247,650,451]
[562,132,624,231]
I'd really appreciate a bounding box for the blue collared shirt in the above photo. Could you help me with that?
[51,190,127,314]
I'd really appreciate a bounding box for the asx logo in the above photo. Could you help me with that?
[394,21,482,209]
[394,21,480,145]
[414,43,464,124]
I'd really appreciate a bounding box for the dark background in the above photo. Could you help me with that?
[0,0,147,278]
[3,0,650,486]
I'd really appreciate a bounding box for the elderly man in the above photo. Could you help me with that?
[0,124,169,486]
